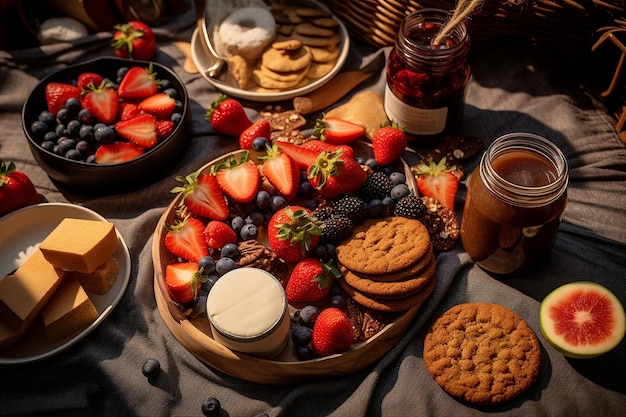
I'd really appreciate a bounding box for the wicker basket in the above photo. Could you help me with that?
[323,0,626,140]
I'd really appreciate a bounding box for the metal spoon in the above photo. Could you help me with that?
[195,0,227,78]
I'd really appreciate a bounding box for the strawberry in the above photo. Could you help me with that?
[119,102,142,121]
[413,157,459,209]
[371,123,408,166]
[156,120,175,140]
[204,220,238,250]
[259,144,300,201]
[44,82,81,115]
[212,152,260,203]
[94,141,145,164]
[239,118,271,150]
[301,140,354,159]
[0,160,40,216]
[285,258,341,303]
[311,116,365,145]
[81,80,120,124]
[307,150,367,200]
[138,92,176,120]
[267,206,322,263]
[171,171,229,220]
[164,217,209,262]
[115,114,158,149]
[111,21,156,61]
[276,141,319,170]
[164,262,206,303]
[311,307,354,356]
[205,94,252,136]
[76,72,103,90]
[118,65,160,100]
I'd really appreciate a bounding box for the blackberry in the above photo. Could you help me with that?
[360,171,395,201]
[394,194,427,220]
[332,194,368,224]
[320,214,353,244]
[312,206,335,222]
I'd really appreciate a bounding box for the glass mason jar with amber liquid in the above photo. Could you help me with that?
[384,8,470,145]
[460,133,569,276]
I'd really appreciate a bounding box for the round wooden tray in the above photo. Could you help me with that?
[152,141,422,384]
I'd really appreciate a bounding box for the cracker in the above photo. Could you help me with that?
[336,217,432,275]
[423,303,541,405]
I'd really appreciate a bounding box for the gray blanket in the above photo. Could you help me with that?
[1,7,625,417]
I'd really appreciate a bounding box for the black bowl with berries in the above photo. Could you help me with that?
[22,56,190,193]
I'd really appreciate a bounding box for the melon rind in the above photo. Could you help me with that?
[539,281,626,359]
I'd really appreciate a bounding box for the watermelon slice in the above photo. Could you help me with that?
[540,281,625,359]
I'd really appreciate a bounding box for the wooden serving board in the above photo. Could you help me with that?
[152,141,423,384]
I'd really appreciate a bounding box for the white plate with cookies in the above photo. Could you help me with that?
[191,0,350,102]
[0,203,131,364]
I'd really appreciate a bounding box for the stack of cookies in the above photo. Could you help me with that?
[335,216,437,313]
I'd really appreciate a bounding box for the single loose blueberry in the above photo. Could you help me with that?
[201,397,221,417]
[141,358,161,379]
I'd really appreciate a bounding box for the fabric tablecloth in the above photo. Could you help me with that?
[1,6,625,417]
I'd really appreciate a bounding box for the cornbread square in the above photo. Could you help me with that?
[39,218,118,274]
[42,277,99,344]
[70,257,119,294]
[0,249,67,331]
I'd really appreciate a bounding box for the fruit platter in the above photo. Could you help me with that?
[152,131,442,384]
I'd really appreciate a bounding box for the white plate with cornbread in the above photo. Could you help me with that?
[191,0,350,102]
[0,203,131,364]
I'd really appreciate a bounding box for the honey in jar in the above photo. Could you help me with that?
[384,8,471,144]
[460,133,568,276]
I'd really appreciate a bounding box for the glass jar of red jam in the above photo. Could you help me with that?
[384,8,470,144]
[460,133,569,276]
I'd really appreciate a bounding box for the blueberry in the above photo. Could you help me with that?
[291,326,312,346]
[116,66,129,82]
[193,294,208,316]
[245,211,264,227]
[55,124,67,137]
[230,216,245,234]
[86,154,97,164]
[40,140,55,152]
[56,107,73,124]
[251,136,269,151]
[220,243,239,259]
[382,196,395,216]
[254,190,271,210]
[215,257,237,276]
[67,120,81,137]
[43,131,58,142]
[367,198,384,216]
[171,112,182,123]
[78,108,96,125]
[354,156,365,165]
[141,358,160,379]
[270,195,288,212]
[94,125,115,144]
[201,275,219,292]
[198,256,216,275]
[163,87,179,99]
[298,305,321,328]
[65,149,83,160]
[30,120,49,141]
[324,243,336,260]
[159,79,172,91]
[296,345,314,361]
[38,110,57,128]
[298,181,315,198]
[390,184,410,200]
[239,223,258,241]
[201,397,221,417]
[65,97,82,114]
[329,293,347,310]
[79,125,95,142]
[365,158,380,170]
[382,165,395,176]
[303,199,318,211]
[312,244,329,262]
[389,171,406,185]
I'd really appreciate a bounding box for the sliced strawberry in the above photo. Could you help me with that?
[94,141,145,164]
[239,118,271,150]
[81,81,119,124]
[301,140,354,159]
[117,65,159,100]
[119,102,142,121]
[156,120,175,139]
[164,217,209,262]
[45,82,81,115]
[204,220,238,250]
[164,262,205,303]
[138,92,176,120]
[260,144,300,201]
[212,152,260,203]
[115,114,158,149]
[76,72,104,90]
[311,116,365,145]
[414,157,459,209]
[276,141,319,170]
[171,171,229,220]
